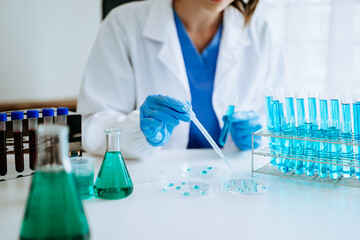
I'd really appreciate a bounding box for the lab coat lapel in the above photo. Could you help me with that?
[215,7,251,87]
[142,0,189,93]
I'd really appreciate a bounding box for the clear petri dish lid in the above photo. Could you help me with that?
[222,174,269,195]
[128,168,164,183]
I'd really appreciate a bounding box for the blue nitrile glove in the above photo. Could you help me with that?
[140,95,191,146]
[228,111,262,150]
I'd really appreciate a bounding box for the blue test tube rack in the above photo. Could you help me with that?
[253,91,360,188]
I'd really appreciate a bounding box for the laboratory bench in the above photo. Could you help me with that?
[1,149,360,240]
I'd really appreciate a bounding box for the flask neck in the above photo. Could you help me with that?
[37,125,70,171]
[106,131,121,152]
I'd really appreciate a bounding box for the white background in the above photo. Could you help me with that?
[0,0,359,104]
[0,0,101,103]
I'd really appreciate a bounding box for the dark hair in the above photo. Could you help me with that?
[231,0,259,26]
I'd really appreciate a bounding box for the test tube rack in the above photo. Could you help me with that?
[0,109,82,181]
[251,129,360,188]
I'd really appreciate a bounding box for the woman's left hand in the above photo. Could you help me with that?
[228,111,262,150]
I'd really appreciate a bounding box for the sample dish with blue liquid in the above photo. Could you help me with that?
[161,180,215,199]
[222,175,269,195]
[181,163,227,179]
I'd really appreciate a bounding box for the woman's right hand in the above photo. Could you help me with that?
[140,95,191,146]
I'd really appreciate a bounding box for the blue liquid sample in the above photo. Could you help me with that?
[318,99,329,177]
[304,123,316,176]
[341,103,354,178]
[353,102,360,180]
[329,99,342,179]
[295,98,306,175]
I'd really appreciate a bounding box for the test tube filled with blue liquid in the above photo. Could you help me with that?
[341,95,354,178]
[353,96,360,180]
[328,93,342,179]
[304,92,317,176]
[264,89,276,165]
[271,90,283,166]
[294,92,306,175]
[281,90,295,173]
[318,92,329,177]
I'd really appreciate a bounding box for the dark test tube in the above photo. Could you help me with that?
[42,108,54,125]
[27,110,39,170]
[0,113,7,176]
[11,111,24,173]
[55,107,68,125]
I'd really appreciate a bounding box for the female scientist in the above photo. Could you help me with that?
[77,0,284,158]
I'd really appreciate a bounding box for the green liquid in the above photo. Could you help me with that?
[94,151,133,200]
[20,168,90,240]
[72,172,94,200]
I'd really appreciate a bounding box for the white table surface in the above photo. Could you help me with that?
[1,149,360,240]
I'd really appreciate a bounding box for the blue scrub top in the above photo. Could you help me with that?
[173,9,223,149]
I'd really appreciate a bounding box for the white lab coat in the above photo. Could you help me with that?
[77,0,284,159]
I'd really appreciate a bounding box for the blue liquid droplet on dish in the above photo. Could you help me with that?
[253,182,258,186]
[182,192,190,197]
[161,188,167,193]
[168,183,174,187]
[224,185,230,189]
[193,185,200,190]
[187,168,191,172]
[199,190,206,195]
[246,188,250,191]
[181,182,186,185]
[206,166,213,170]
[201,170,208,175]
[253,189,258,192]
[176,186,181,190]
[231,182,236,185]
[261,186,266,189]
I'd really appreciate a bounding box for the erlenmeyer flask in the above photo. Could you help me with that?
[94,129,133,199]
[20,125,90,240]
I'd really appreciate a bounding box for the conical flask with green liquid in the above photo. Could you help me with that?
[94,129,133,199]
[20,125,90,240]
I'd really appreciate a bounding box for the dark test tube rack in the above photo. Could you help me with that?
[0,109,82,181]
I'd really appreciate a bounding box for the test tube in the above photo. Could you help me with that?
[11,111,24,173]
[281,90,295,173]
[55,107,68,125]
[304,91,317,176]
[264,89,276,165]
[318,92,329,178]
[328,92,342,179]
[340,95,354,178]
[27,110,39,170]
[294,91,306,175]
[353,94,360,180]
[42,108,54,125]
[271,89,282,166]
[0,113,7,176]
[264,89,274,131]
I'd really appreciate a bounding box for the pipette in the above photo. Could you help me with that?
[188,109,236,174]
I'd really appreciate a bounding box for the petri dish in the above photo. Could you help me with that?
[161,179,216,199]
[222,176,269,195]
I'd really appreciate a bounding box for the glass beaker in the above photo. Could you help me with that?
[94,129,133,200]
[20,125,90,240]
